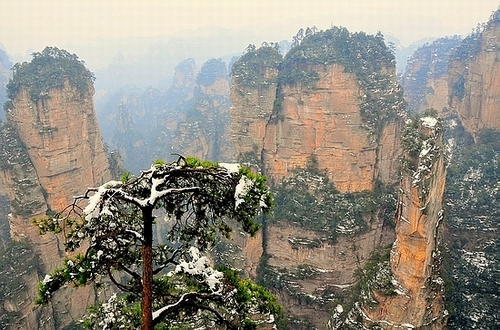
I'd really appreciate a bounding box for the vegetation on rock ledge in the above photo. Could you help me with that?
[5,46,95,103]
[277,26,404,128]
[443,118,500,328]
[231,44,282,88]
[272,158,396,238]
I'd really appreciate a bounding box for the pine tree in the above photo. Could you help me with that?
[34,157,280,329]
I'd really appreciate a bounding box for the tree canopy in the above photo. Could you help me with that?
[34,157,280,329]
[196,58,228,87]
[231,44,283,87]
[6,46,95,103]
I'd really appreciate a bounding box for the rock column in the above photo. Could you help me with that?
[361,116,448,329]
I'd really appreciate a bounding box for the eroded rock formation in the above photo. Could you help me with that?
[359,116,447,329]
[229,30,405,328]
[261,64,401,192]
[231,36,404,193]
[8,82,111,211]
[401,11,500,328]
[170,58,237,162]
[230,46,281,164]
[104,57,237,173]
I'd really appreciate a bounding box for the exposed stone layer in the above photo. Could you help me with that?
[257,218,394,327]
[230,67,279,161]
[8,81,111,211]
[230,51,403,328]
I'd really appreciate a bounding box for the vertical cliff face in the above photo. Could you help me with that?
[0,122,55,329]
[230,46,282,164]
[448,12,500,138]
[169,58,237,161]
[402,37,462,115]
[262,63,401,192]
[168,57,197,101]
[231,32,404,193]
[0,47,113,329]
[8,82,111,211]
[401,11,500,328]
[443,120,499,328]
[359,116,447,329]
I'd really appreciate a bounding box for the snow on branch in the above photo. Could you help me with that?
[169,246,224,293]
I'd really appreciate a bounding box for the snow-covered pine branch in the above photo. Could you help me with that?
[35,157,279,329]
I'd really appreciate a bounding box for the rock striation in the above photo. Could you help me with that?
[230,45,282,165]
[231,33,404,193]
[261,63,401,192]
[359,116,447,329]
[7,81,111,211]
[401,10,500,328]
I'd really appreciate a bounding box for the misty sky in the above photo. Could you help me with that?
[0,1,498,71]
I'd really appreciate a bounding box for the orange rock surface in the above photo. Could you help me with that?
[0,80,112,329]
[230,61,403,327]
[8,81,112,211]
[262,64,401,192]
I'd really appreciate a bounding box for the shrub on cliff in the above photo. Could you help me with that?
[6,46,95,103]
[446,128,499,216]
[33,157,280,329]
[272,159,396,238]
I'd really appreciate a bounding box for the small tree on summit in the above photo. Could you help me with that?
[34,157,280,329]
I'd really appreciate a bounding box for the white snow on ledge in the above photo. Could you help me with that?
[420,116,438,128]
[219,163,240,174]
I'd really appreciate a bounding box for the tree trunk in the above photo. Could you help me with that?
[141,207,154,330]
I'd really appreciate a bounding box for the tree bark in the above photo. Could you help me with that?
[141,207,154,330]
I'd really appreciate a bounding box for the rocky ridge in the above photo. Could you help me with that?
[401,10,500,328]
